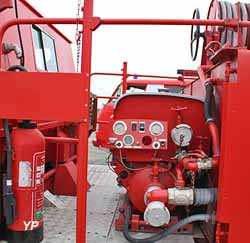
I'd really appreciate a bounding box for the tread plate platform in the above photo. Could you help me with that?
[42,165,194,243]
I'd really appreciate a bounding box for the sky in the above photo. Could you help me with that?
[26,0,240,99]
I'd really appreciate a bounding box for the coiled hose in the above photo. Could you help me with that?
[123,201,211,243]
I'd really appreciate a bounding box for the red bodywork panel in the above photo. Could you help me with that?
[98,93,211,158]
[210,49,250,243]
[0,1,13,12]
[0,71,84,122]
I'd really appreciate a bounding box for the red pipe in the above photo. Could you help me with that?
[147,189,168,204]
[96,96,118,99]
[240,21,250,27]
[182,157,198,171]
[91,72,194,80]
[181,123,220,170]
[76,1,94,242]
[37,121,65,130]
[208,122,220,167]
[197,66,207,83]
[44,169,56,181]
[127,79,192,87]
[101,19,229,27]
[45,137,79,144]
[175,165,185,187]
[152,160,160,184]
[0,18,245,68]
[122,62,128,94]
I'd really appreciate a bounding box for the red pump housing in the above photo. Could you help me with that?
[7,121,45,242]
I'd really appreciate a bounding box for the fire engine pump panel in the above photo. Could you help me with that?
[0,0,250,243]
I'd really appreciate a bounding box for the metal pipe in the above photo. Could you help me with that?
[101,19,229,26]
[45,137,79,144]
[1,17,248,68]
[37,121,65,130]
[147,188,217,206]
[175,165,185,187]
[76,0,94,242]
[208,122,220,167]
[147,189,168,204]
[96,96,118,99]
[197,66,207,83]
[127,79,192,87]
[182,157,199,171]
[44,169,56,181]
[91,72,194,79]
[240,21,250,27]
[122,62,128,94]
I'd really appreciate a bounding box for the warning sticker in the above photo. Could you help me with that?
[19,161,32,187]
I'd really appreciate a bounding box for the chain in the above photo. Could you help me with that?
[75,0,83,72]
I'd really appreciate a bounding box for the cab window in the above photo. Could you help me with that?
[32,25,58,72]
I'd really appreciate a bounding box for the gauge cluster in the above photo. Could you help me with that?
[110,119,168,150]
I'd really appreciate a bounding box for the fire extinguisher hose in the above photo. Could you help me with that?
[123,200,211,243]
[2,119,16,225]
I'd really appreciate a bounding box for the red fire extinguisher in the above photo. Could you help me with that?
[6,120,45,243]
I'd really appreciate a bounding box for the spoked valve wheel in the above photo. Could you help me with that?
[191,8,202,61]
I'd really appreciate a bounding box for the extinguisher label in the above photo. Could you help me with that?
[36,164,45,185]
[19,161,32,187]
[33,152,45,220]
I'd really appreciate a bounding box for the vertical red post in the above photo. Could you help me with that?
[122,62,128,94]
[76,0,94,243]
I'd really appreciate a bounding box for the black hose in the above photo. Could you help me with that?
[14,0,25,66]
[2,119,16,225]
[204,82,215,123]
[7,65,27,72]
[123,201,210,243]
[2,119,12,181]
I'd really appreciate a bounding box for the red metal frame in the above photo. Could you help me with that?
[0,0,250,242]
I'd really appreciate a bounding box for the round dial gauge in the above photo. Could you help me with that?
[171,124,193,147]
[149,122,164,136]
[123,135,134,146]
[113,121,127,135]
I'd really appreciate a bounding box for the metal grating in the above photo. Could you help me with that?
[42,165,194,243]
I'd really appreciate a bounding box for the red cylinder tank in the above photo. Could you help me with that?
[7,120,45,243]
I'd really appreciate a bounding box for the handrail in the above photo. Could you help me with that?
[100,18,228,26]
[0,17,249,67]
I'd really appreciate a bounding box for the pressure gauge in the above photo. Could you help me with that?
[123,135,134,146]
[149,122,164,136]
[113,121,127,135]
[171,124,193,147]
